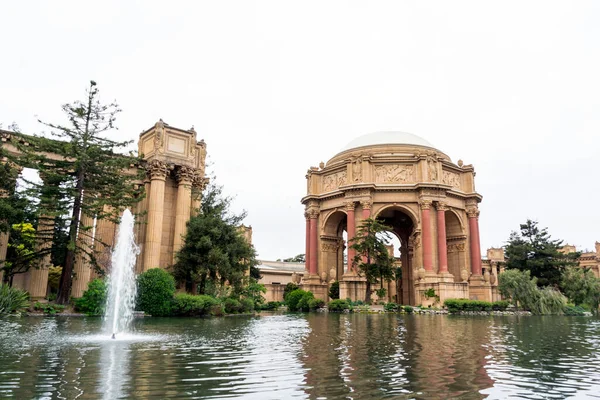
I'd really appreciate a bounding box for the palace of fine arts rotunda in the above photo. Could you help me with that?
[300,131,498,305]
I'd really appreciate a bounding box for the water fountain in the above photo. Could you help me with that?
[103,209,139,339]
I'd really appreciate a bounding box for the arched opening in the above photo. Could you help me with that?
[445,210,466,282]
[376,206,416,304]
[322,210,347,282]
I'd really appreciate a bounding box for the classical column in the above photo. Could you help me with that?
[308,211,318,276]
[71,213,95,298]
[361,201,371,220]
[0,230,7,283]
[420,200,434,272]
[191,174,207,217]
[143,160,170,271]
[436,202,449,274]
[305,212,310,274]
[468,206,482,275]
[172,166,194,263]
[345,202,356,273]
[28,214,55,299]
[93,205,116,279]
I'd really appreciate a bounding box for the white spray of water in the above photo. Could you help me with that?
[103,209,139,338]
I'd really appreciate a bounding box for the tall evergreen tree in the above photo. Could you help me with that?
[173,183,258,294]
[349,218,395,303]
[14,81,144,304]
[504,219,580,288]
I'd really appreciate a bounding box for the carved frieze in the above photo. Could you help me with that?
[374,164,414,184]
[323,170,347,192]
[447,243,466,252]
[442,170,461,189]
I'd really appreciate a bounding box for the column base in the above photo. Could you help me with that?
[300,282,329,301]
[339,275,368,302]
[468,274,492,301]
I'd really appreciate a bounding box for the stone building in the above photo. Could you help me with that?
[301,131,494,304]
[0,121,208,299]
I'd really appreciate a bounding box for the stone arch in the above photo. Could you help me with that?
[321,209,348,281]
[373,203,419,227]
[445,210,467,282]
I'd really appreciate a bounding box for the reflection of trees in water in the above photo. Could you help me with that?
[484,316,600,397]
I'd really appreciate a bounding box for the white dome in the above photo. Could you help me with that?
[341,131,436,152]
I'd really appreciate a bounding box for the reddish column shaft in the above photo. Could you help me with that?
[437,209,448,273]
[346,208,355,272]
[309,217,318,275]
[469,216,482,275]
[422,208,433,271]
[305,217,310,274]
[362,208,371,220]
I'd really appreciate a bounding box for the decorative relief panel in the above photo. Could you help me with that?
[374,164,414,184]
[167,136,187,154]
[322,171,347,192]
[442,170,461,189]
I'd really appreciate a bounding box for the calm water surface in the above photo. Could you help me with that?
[1,314,600,399]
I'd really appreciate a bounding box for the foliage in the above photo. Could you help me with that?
[283,282,299,301]
[444,299,495,313]
[280,254,305,263]
[12,82,144,304]
[529,287,567,315]
[240,298,254,313]
[171,293,221,316]
[297,291,315,312]
[260,301,282,310]
[424,288,435,298]
[375,287,387,299]
[504,220,580,288]
[349,218,396,303]
[563,305,587,316]
[136,268,176,317]
[223,298,243,313]
[498,269,540,310]
[4,223,37,279]
[384,302,399,312]
[308,298,326,310]
[0,284,29,315]
[328,281,340,300]
[491,300,510,311]
[243,281,266,309]
[47,266,62,294]
[561,267,600,310]
[328,299,351,312]
[74,278,107,316]
[286,289,309,311]
[173,183,258,295]
[402,305,414,314]
[34,302,65,315]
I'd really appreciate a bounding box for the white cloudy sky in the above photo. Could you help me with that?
[2,1,599,260]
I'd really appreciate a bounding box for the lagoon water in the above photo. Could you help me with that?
[1,314,600,399]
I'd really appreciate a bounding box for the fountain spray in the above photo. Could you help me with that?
[104,209,139,339]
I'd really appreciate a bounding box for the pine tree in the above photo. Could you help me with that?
[349,218,395,303]
[173,183,258,294]
[14,81,144,304]
[505,220,580,288]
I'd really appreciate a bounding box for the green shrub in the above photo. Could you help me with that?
[308,298,325,310]
[210,303,225,317]
[297,291,315,312]
[172,293,220,316]
[564,305,587,316]
[34,302,65,315]
[329,281,340,300]
[402,305,414,314]
[0,284,29,315]
[328,299,351,312]
[444,299,493,313]
[375,287,387,299]
[286,289,308,311]
[74,279,107,316]
[224,298,243,314]
[240,298,254,313]
[283,282,299,301]
[384,302,399,312]
[530,287,567,315]
[492,300,510,311]
[136,268,176,317]
[260,301,281,310]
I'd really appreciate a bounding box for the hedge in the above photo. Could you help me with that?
[444,299,510,313]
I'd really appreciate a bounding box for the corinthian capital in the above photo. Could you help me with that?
[436,202,448,212]
[146,160,171,180]
[419,200,432,210]
[344,201,356,212]
[176,166,195,184]
[466,206,480,218]
[360,201,372,210]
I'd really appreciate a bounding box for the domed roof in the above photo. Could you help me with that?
[341,131,436,152]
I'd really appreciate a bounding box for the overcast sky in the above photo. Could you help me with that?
[2,1,599,260]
